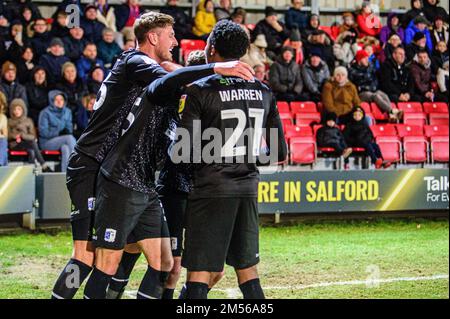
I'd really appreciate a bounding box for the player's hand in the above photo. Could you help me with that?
[213,61,255,81]
[161,61,183,72]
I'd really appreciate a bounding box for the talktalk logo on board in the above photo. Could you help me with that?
[424,176,449,203]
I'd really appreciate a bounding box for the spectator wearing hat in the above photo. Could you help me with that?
[8,97,52,171]
[322,66,361,124]
[410,49,445,102]
[380,12,405,45]
[301,49,330,103]
[215,0,232,21]
[241,34,272,67]
[251,6,289,58]
[76,42,105,82]
[304,29,335,73]
[423,0,449,25]
[38,90,76,172]
[192,0,216,39]
[402,0,426,29]
[16,45,35,84]
[38,38,70,86]
[87,65,104,95]
[356,1,382,38]
[406,31,429,62]
[230,7,249,36]
[436,60,448,102]
[0,61,28,107]
[269,46,305,102]
[405,15,433,51]
[62,27,88,62]
[379,46,415,103]
[56,62,87,121]
[26,66,49,124]
[0,91,7,166]
[349,50,400,120]
[97,28,122,69]
[29,18,51,59]
[81,4,105,43]
[51,10,70,39]
[431,16,449,47]
[285,0,308,30]
[431,41,448,75]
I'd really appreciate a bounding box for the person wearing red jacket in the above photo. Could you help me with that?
[356,1,381,38]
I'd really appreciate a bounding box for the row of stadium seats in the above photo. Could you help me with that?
[9,150,61,161]
[287,124,449,166]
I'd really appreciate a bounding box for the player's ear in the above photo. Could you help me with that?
[147,31,158,46]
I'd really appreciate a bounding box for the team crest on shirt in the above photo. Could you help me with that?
[105,229,117,243]
[87,197,96,211]
[178,95,187,114]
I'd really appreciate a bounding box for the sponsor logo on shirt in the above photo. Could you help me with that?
[105,229,117,243]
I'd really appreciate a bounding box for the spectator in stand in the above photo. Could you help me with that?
[251,6,289,59]
[192,0,216,40]
[0,61,28,107]
[95,0,117,32]
[241,34,272,68]
[301,49,330,103]
[0,14,10,41]
[215,0,232,21]
[5,20,28,63]
[379,46,415,103]
[363,43,380,70]
[115,0,143,42]
[356,1,381,39]
[405,15,433,52]
[97,28,122,69]
[80,4,105,43]
[16,45,35,84]
[56,62,87,120]
[26,66,49,124]
[343,106,391,169]
[322,66,361,125]
[63,27,88,62]
[402,0,426,29]
[38,38,70,86]
[304,30,335,73]
[20,6,34,33]
[76,42,104,82]
[123,38,136,51]
[302,14,321,42]
[253,64,268,84]
[285,0,308,30]
[283,25,303,65]
[334,13,359,68]
[317,112,353,165]
[338,12,359,37]
[76,93,96,136]
[431,41,448,75]
[436,60,448,102]
[269,46,305,102]
[423,0,449,25]
[8,98,52,171]
[29,18,51,59]
[410,49,442,102]
[378,33,403,64]
[87,65,104,94]
[160,0,193,42]
[38,90,76,172]
[8,0,41,21]
[431,16,449,47]
[406,31,428,62]
[0,91,7,166]
[230,7,249,36]
[51,10,70,39]
[380,12,405,45]
[349,50,401,121]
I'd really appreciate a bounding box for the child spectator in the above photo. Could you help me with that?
[38,90,76,172]
[317,112,353,165]
[285,0,308,30]
[430,16,448,47]
[56,62,87,120]
[436,60,448,102]
[380,12,405,44]
[402,0,426,29]
[356,1,381,39]
[76,43,104,82]
[26,66,49,124]
[0,61,28,107]
[405,15,433,52]
[81,4,105,43]
[63,27,88,62]
[0,91,7,166]
[29,18,51,59]
[192,0,216,40]
[269,46,305,102]
[38,38,70,85]
[97,28,122,69]
[215,0,232,21]
[87,65,104,94]
[343,107,391,169]
[301,49,330,103]
[16,45,35,84]
[8,98,52,171]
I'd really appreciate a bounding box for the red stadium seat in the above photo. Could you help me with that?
[295,112,321,127]
[430,136,449,163]
[423,102,449,114]
[424,125,449,138]
[280,112,294,128]
[396,124,424,138]
[179,39,206,63]
[42,150,61,156]
[403,112,427,126]
[290,101,317,114]
[403,136,429,163]
[376,137,402,163]
[316,102,324,113]
[9,150,28,156]
[429,113,449,126]
[277,101,290,114]
[289,136,316,165]
[284,125,313,142]
[397,102,423,113]
[371,124,397,138]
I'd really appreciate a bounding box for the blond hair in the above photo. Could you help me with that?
[134,11,174,44]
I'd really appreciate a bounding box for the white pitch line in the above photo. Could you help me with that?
[123,274,449,298]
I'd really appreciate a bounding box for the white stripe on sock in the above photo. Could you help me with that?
[137,291,157,299]
[51,292,65,299]
[111,277,129,282]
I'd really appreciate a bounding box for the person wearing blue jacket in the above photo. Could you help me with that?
[38,38,70,85]
[38,90,76,172]
[405,15,433,52]
[76,42,105,82]
[285,0,309,30]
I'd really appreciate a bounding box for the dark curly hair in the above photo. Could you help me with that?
[209,20,250,60]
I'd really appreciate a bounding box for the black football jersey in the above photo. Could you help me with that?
[176,75,287,199]
[75,49,168,163]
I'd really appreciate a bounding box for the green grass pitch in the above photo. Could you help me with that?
[0,219,448,299]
